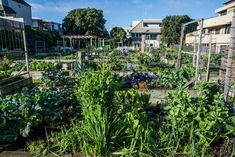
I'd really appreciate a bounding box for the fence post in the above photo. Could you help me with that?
[206,33,212,82]
[195,19,204,78]
[224,11,235,102]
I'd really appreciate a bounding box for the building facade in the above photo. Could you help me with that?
[185,0,234,53]
[129,19,162,50]
[0,0,32,26]
[32,18,62,31]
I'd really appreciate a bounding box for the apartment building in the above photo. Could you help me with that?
[0,0,32,26]
[129,19,162,50]
[185,0,234,53]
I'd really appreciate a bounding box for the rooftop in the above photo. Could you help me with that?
[12,0,31,7]
[224,0,235,5]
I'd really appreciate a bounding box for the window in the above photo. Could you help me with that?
[225,25,231,34]
[143,23,161,27]
[150,34,157,40]
[18,5,21,8]
[215,29,220,34]
[220,10,227,16]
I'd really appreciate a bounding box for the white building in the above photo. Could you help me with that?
[0,0,32,26]
[32,18,62,31]
[129,19,162,49]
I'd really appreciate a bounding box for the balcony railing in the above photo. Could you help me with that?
[203,13,232,28]
[186,34,230,44]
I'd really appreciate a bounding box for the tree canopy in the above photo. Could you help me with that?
[161,15,192,47]
[110,27,127,48]
[63,8,108,37]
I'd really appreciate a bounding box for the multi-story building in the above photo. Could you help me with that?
[185,0,234,53]
[32,18,62,31]
[129,19,162,50]
[0,0,32,26]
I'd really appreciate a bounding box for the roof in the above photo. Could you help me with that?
[216,0,235,13]
[32,17,61,25]
[12,0,31,7]
[0,5,16,14]
[129,19,162,34]
[0,16,24,23]
[142,19,162,23]
[224,0,235,5]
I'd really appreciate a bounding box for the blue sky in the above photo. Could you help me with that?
[27,0,226,29]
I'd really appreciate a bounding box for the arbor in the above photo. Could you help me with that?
[161,15,192,47]
[110,27,127,48]
[63,8,108,37]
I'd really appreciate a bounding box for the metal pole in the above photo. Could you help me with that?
[206,33,212,82]
[22,28,29,72]
[195,19,204,78]
[224,11,235,102]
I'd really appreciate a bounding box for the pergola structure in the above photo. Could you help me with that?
[61,35,105,48]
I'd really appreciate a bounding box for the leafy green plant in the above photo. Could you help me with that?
[48,65,156,156]
[0,87,78,143]
[27,140,48,157]
[30,61,61,71]
[159,87,235,156]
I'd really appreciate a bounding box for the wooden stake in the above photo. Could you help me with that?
[177,25,185,68]
[224,11,235,102]
[206,33,212,82]
[22,28,29,73]
[195,19,204,78]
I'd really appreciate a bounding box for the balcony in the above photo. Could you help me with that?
[186,34,230,44]
[203,13,232,28]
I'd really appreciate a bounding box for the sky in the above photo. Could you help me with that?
[27,0,226,29]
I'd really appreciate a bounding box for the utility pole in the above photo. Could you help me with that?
[224,11,235,102]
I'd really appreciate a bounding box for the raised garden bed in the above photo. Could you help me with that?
[0,73,32,97]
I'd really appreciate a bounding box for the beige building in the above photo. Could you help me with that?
[186,0,234,53]
[129,19,162,50]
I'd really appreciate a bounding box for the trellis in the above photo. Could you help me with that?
[0,16,31,96]
[224,11,235,102]
[177,19,205,87]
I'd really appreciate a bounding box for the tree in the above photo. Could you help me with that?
[110,27,127,48]
[63,8,108,37]
[161,15,192,47]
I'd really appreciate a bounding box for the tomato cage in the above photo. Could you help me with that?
[0,16,32,96]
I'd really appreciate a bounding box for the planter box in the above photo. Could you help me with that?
[0,77,32,96]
